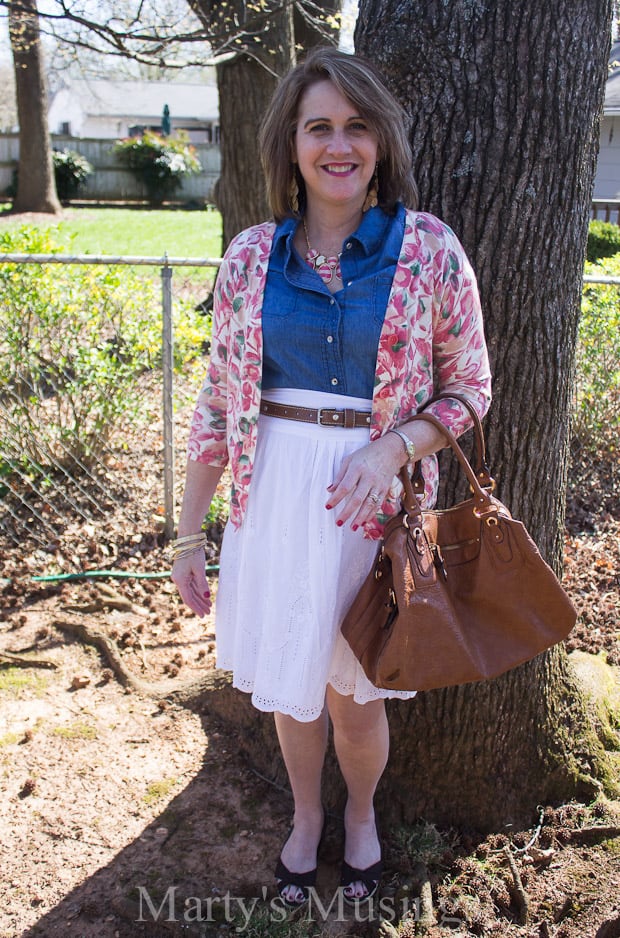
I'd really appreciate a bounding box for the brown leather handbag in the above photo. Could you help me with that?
[340,397,577,692]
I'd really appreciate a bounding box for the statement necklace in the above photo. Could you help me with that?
[303,219,342,285]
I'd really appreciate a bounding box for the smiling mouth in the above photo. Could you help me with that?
[322,163,357,175]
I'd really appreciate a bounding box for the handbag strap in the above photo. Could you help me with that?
[399,410,499,522]
[415,392,492,489]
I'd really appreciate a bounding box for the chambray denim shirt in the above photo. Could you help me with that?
[261,203,406,399]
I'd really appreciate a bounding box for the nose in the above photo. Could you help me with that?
[326,129,352,156]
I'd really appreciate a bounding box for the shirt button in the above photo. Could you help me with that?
[347,281,353,287]
[345,242,352,249]
[326,335,334,343]
[329,298,335,305]
[331,378,339,386]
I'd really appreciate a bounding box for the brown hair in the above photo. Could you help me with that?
[258,47,418,221]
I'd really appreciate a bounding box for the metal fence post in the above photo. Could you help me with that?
[161,259,175,539]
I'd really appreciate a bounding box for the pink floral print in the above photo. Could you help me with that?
[187,211,492,538]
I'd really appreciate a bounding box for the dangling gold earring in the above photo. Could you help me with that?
[289,171,300,214]
[363,164,379,212]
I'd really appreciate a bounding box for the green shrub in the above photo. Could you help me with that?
[586,219,620,263]
[0,226,207,472]
[52,149,93,201]
[4,151,94,202]
[576,256,620,455]
[113,131,201,204]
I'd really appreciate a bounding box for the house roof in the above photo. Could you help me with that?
[606,40,620,115]
[52,79,219,122]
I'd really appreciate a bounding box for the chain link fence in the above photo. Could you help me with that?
[0,252,221,579]
[0,258,617,580]
[574,273,620,465]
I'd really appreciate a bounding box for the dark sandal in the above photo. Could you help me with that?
[275,814,327,909]
[274,857,317,909]
[340,858,383,905]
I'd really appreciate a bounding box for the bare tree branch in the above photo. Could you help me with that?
[0,0,331,70]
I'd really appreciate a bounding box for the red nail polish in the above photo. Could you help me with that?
[325,503,332,510]
[203,590,210,598]
[336,520,344,527]
[352,524,358,532]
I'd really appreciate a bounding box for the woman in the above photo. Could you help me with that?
[172,47,492,908]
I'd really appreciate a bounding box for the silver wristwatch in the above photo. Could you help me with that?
[388,428,416,462]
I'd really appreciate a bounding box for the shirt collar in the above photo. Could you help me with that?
[272,205,401,258]
[273,216,298,253]
[347,205,395,256]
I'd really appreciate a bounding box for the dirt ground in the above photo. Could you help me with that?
[1,438,619,938]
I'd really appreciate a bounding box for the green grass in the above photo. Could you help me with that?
[0,667,48,697]
[144,777,179,805]
[52,721,98,740]
[1,206,223,259]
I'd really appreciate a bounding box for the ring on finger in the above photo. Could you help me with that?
[367,491,380,504]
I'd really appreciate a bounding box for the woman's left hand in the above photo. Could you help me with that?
[326,433,406,529]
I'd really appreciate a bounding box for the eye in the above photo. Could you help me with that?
[349,121,369,133]
[308,122,331,133]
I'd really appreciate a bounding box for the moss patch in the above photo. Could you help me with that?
[569,650,620,753]
[52,721,98,740]
[0,667,48,697]
[144,777,178,805]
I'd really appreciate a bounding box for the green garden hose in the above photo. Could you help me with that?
[31,566,220,583]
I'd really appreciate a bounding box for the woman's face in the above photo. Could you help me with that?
[293,79,379,215]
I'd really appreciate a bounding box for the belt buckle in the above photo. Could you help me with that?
[317,408,341,426]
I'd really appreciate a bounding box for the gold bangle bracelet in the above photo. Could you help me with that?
[171,544,206,562]
[171,532,206,547]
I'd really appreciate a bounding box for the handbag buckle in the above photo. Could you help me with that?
[431,544,448,581]
[473,503,500,520]
[382,588,398,630]
[374,546,386,580]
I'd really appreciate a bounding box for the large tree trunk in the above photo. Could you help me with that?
[215,45,292,247]
[346,0,615,828]
[190,0,295,247]
[190,0,340,248]
[173,651,612,833]
[9,0,60,214]
[173,0,616,833]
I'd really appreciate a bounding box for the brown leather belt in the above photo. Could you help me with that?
[260,399,372,428]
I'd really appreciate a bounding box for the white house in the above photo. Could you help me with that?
[48,78,219,144]
[594,40,620,201]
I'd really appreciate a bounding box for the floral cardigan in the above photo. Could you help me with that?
[187,209,492,539]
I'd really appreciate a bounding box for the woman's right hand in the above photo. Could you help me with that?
[171,461,224,617]
[171,550,212,618]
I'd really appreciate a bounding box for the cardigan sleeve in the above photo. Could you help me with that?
[427,226,492,433]
[186,253,232,467]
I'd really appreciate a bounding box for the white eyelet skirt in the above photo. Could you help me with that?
[215,387,417,722]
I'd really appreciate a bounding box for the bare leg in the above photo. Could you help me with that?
[273,708,329,903]
[326,686,389,899]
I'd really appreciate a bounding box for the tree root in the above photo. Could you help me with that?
[412,861,436,929]
[502,845,529,925]
[62,582,145,615]
[564,824,620,845]
[0,650,58,669]
[49,614,236,705]
[52,615,177,696]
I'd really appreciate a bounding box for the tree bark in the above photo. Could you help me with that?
[342,0,616,828]
[189,0,296,248]
[190,0,340,248]
[168,0,617,832]
[9,0,61,214]
[216,45,291,247]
